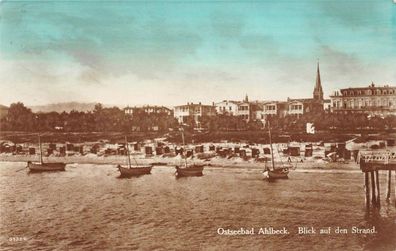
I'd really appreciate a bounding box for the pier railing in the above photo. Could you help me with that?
[359,150,396,172]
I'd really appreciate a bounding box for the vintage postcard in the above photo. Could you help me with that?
[0,0,395,250]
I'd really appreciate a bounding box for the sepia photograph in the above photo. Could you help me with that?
[0,0,396,250]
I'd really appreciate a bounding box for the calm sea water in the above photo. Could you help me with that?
[0,162,395,251]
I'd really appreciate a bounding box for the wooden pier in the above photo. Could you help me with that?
[359,150,396,208]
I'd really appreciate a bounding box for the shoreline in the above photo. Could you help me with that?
[0,154,361,171]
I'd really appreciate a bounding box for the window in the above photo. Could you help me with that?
[290,104,302,110]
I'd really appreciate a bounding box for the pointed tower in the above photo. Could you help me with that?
[313,62,324,102]
[244,94,249,102]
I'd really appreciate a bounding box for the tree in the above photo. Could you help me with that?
[6,102,35,131]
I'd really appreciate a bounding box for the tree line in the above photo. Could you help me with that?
[0,102,394,133]
[0,102,178,132]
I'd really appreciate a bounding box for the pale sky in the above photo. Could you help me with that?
[1,0,395,107]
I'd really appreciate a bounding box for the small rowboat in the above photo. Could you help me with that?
[27,161,66,172]
[175,164,204,177]
[117,164,152,177]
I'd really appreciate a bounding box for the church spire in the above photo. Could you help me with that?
[313,61,323,101]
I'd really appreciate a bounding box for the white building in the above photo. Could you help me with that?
[236,102,250,121]
[215,100,239,116]
[330,83,396,116]
[124,106,172,116]
[173,102,216,127]
[287,100,305,115]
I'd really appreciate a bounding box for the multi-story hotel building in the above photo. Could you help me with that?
[256,101,288,119]
[330,83,396,116]
[235,95,261,122]
[215,100,239,116]
[216,95,259,122]
[237,101,251,121]
[173,102,216,127]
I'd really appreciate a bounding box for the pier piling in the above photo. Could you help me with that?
[359,150,396,208]
[386,170,391,202]
[365,172,370,208]
[370,171,377,206]
[375,170,380,207]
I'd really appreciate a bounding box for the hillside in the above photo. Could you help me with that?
[29,102,100,113]
[0,105,9,119]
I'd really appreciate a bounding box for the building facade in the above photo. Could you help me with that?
[237,101,251,121]
[215,100,239,116]
[255,101,288,121]
[330,83,396,116]
[287,99,306,115]
[233,95,262,122]
[124,105,173,116]
[173,102,216,127]
[323,99,331,112]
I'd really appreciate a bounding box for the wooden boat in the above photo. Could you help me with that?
[263,121,289,180]
[263,167,289,179]
[27,134,66,172]
[117,164,152,176]
[117,136,153,177]
[28,161,66,172]
[174,128,205,177]
[175,164,204,177]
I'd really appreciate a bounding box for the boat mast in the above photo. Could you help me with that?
[125,136,132,168]
[181,128,188,167]
[268,120,275,171]
[38,133,43,164]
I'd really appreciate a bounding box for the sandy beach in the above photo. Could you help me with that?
[0,152,360,171]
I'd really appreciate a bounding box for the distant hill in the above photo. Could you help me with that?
[0,105,9,119]
[29,102,100,113]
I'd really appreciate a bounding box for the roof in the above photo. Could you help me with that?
[215,100,240,105]
[340,84,395,92]
[174,103,215,108]
[287,98,314,103]
[124,105,172,110]
[353,134,396,143]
